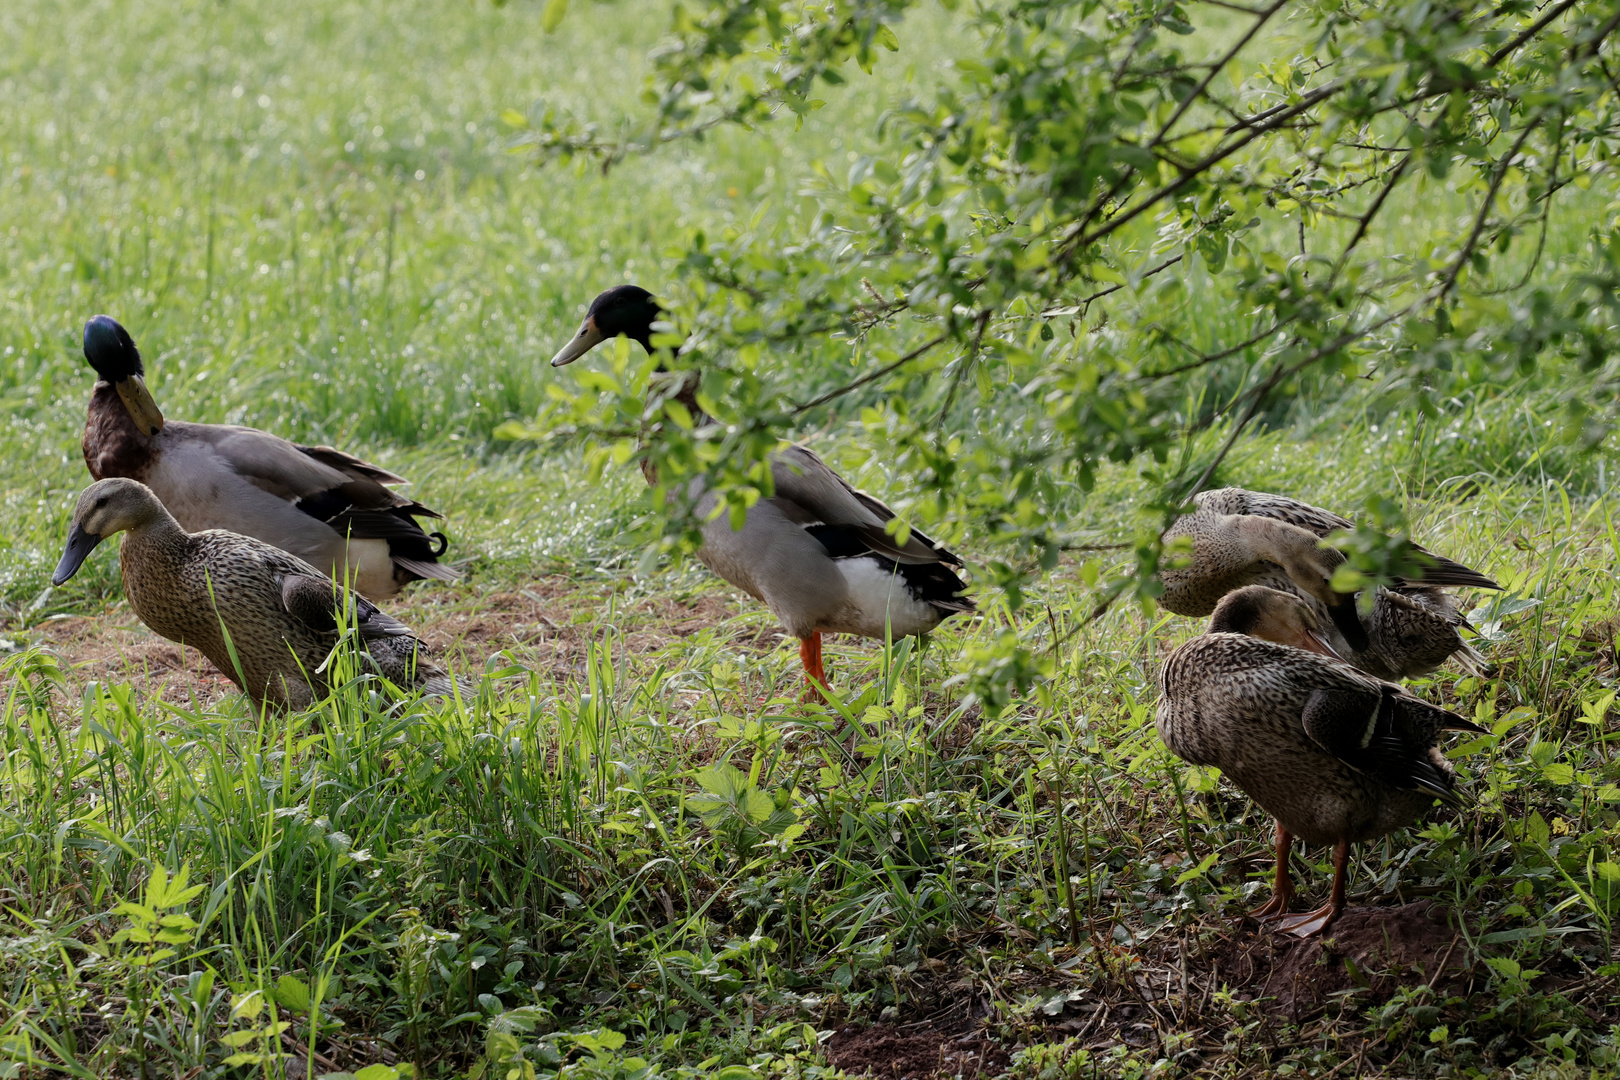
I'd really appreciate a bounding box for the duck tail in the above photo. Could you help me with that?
[1450,639,1493,679]
[419,672,480,698]
[1403,553,1500,591]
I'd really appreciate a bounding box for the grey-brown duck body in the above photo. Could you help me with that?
[54,478,458,710]
[1158,486,1498,680]
[1156,585,1485,935]
[79,315,458,601]
[550,285,974,699]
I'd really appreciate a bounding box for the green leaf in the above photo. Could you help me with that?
[740,788,775,824]
[1541,762,1574,785]
[353,1067,407,1080]
[540,0,568,33]
[1174,852,1219,885]
[273,974,313,1013]
[694,762,747,801]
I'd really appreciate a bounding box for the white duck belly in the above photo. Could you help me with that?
[818,556,945,639]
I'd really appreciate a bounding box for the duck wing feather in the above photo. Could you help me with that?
[1196,486,1497,591]
[280,571,415,640]
[176,422,457,574]
[1301,678,1484,807]
[770,445,962,567]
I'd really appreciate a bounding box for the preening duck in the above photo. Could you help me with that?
[551,285,974,698]
[1156,586,1485,935]
[1158,486,1499,680]
[80,315,459,601]
[52,478,460,709]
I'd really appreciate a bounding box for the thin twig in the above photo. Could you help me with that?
[1141,315,1298,379]
[1329,153,1411,284]
[1487,0,1583,65]
[937,308,994,424]
[1057,81,1346,263]
[791,331,952,413]
[1038,255,1186,318]
[1435,120,1537,305]
[1154,0,1292,148]
[1181,360,1290,501]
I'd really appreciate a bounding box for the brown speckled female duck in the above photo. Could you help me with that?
[1157,586,1485,935]
[1159,487,1499,680]
[52,478,459,710]
[80,315,458,601]
[550,285,974,699]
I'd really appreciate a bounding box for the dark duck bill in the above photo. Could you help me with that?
[52,523,105,586]
[84,315,165,436]
[550,285,662,367]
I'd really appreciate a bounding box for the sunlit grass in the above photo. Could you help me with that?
[2,0,1620,1076]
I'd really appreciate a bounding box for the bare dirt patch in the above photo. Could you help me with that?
[16,575,767,706]
[1199,900,1472,1018]
[26,609,238,706]
[826,1021,1011,1080]
[394,578,767,682]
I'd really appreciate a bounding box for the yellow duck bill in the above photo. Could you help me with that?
[115,374,166,436]
[53,524,105,586]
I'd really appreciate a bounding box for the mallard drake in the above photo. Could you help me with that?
[1157,586,1485,935]
[1158,486,1499,680]
[52,478,459,709]
[551,285,974,698]
[80,315,459,601]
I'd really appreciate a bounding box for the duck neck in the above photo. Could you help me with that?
[1233,516,1321,572]
[639,368,712,487]
[84,382,155,476]
[121,505,190,566]
[646,367,710,426]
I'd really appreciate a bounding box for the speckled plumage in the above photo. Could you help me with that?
[55,479,458,710]
[1158,633,1470,846]
[1160,486,1498,679]
[1156,587,1485,934]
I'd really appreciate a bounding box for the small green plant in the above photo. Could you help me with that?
[686,762,802,858]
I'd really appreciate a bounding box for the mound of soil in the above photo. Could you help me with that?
[1205,900,1472,1018]
[826,1022,1011,1079]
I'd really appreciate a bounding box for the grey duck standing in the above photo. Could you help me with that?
[1159,487,1499,680]
[80,315,459,601]
[550,285,974,699]
[53,478,459,709]
[1156,586,1485,935]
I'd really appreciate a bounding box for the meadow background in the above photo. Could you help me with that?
[1,0,1618,1077]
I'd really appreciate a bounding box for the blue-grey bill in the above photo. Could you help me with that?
[52,524,104,585]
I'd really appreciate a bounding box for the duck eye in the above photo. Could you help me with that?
[94,497,108,510]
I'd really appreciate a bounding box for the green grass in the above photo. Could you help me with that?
[3,0,1620,1077]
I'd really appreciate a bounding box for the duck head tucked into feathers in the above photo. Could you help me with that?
[84,315,165,436]
[1223,516,1370,652]
[53,477,170,585]
[1210,585,1344,660]
[551,285,664,367]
